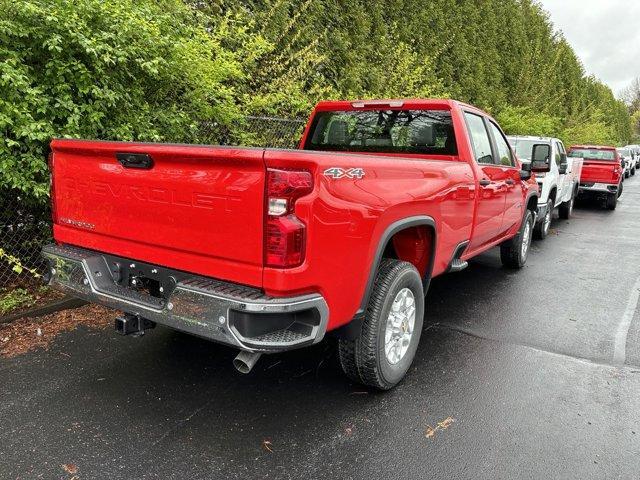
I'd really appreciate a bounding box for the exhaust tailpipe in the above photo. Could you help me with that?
[233,351,262,374]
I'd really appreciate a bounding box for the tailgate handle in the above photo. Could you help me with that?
[116,153,154,169]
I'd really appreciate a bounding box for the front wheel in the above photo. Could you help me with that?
[500,209,534,269]
[558,193,574,220]
[533,199,553,239]
[338,259,424,390]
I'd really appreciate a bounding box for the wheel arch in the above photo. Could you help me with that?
[333,216,437,341]
[526,192,538,214]
[358,216,437,315]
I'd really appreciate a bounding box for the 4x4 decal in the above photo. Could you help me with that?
[323,167,365,179]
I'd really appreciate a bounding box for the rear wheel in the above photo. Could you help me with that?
[558,192,575,220]
[533,199,553,239]
[337,258,424,390]
[500,209,534,269]
[632,167,636,176]
[606,192,617,210]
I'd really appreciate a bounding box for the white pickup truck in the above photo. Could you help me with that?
[624,144,640,169]
[617,147,636,178]
[508,136,582,239]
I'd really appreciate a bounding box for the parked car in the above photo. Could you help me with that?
[617,147,634,178]
[570,145,623,210]
[623,144,640,169]
[508,136,582,239]
[42,99,540,390]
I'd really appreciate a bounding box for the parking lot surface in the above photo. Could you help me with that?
[2,180,640,480]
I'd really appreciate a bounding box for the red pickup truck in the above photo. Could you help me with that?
[570,145,624,210]
[43,99,540,389]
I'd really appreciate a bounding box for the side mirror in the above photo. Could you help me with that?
[520,161,532,180]
[531,144,552,172]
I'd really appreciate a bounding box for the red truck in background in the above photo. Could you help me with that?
[43,99,541,389]
[570,145,624,210]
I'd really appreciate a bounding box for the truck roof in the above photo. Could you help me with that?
[570,145,616,151]
[311,98,497,124]
[314,98,455,110]
[312,98,494,115]
[507,135,559,143]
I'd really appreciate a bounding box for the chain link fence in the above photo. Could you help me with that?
[0,116,306,289]
[0,191,51,288]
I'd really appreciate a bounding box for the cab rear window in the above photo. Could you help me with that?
[305,109,457,155]
[569,149,616,161]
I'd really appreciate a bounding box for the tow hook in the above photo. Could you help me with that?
[115,314,156,337]
[233,351,262,374]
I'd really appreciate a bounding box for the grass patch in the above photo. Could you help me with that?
[0,288,35,316]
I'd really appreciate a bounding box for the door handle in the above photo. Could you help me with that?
[505,179,515,185]
[479,179,491,186]
[116,153,154,169]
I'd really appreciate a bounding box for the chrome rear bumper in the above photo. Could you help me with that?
[579,182,617,193]
[42,244,328,352]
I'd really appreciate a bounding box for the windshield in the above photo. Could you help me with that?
[508,138,545,162]
[617,149,630,157]
[568,149,616,161]
[305,109,457,155]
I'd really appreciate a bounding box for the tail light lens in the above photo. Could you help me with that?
[48,152,58,224]
[265,168,313,268]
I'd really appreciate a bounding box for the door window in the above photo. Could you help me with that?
[554,142,563,167]
[488,122,514,167]
[464,113,493,164]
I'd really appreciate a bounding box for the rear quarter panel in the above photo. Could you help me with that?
[263,149,475,330]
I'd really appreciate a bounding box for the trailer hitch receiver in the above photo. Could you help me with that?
[115,314,156,337]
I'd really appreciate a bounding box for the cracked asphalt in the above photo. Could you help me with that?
[2,178,640,479]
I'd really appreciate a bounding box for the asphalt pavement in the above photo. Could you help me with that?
[2,177,640,479]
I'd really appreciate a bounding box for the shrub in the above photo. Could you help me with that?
[0,0,245,198]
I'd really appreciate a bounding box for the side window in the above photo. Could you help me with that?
[554,142,563,167]
[557,141,566,154]
[464,113,494,164]
[488,122,514,166]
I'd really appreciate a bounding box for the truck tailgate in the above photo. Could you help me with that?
[580,160,619,184]
[50,140,266,286]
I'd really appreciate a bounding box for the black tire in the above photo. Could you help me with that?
[558,192,575,220]
[606,192,617,210]
[632,167,636,176]
[500,209,534,269]
[625,171,630,179]
[337,258,424,390]
[533,198,553,239]
[618,181,624,198]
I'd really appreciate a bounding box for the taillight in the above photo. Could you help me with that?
[265,168,313,268]
[48,152,58,224]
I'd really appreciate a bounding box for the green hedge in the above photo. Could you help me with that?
[0,0,246,198]
[0,0,633,201]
